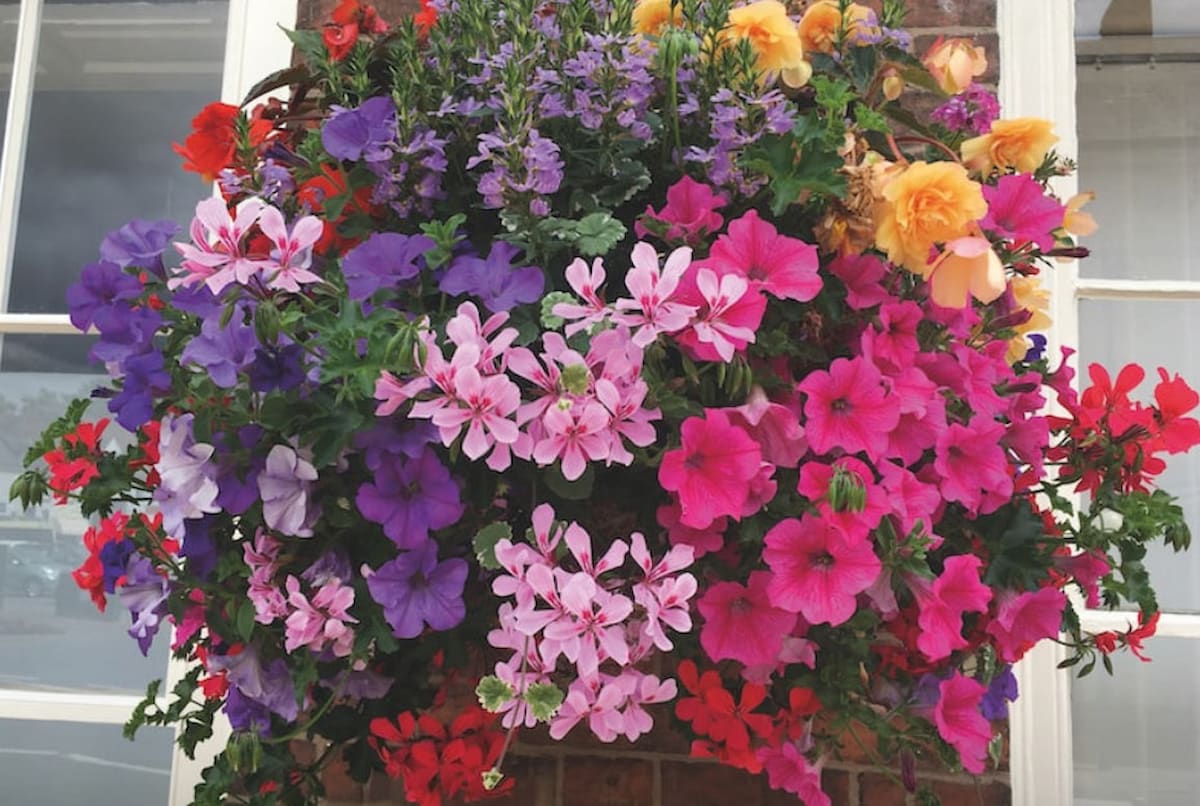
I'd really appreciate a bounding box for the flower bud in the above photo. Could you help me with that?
[882,70,904,101]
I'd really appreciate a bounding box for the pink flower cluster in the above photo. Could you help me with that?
[487,504,695,742]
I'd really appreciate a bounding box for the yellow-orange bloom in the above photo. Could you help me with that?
[922,36,987,95]
[1006,274,1052,362]
[797,0,879,55]
[874,160,987,274]
[1063,191,1098,237]
[724,0,809,84]
[926,233,1006,308]
[633,0,683,37]
[961,117,1059,175]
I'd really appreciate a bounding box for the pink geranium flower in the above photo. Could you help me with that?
[673,267,766,362]
[981,173,1066,251]
[533,401,611,481]
[172,197,268,293]
[933,672,992,774]
[613,242,697,347]
[698,571,798,668]
[258,205,324,293]
[798,357,901,461]
[555,256,610,336]
[763,514,881,626]
[706,211,822,302]
[987,588,1067,663]
[635,175,726,246]
[658,408,763,529]
[429,365,521,466]
[911,554,992,660]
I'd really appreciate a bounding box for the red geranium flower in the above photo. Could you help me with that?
[173,102,272,182]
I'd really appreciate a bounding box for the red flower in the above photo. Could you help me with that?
[324,0,388,61]
[675,660,774,772]
[173,102,272,182]
[323,22,359,61]
[415,0,438,34]
[1126,611,1159,661]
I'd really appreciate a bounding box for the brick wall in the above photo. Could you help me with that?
[294,1,1007,803]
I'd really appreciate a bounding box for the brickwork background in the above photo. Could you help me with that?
[295,1,1008,803]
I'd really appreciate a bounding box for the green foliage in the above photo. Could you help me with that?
[473,522,513,571]
[476,675,516,711]
[525,682,566,721]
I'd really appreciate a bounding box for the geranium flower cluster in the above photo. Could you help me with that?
[9,0,1200,804]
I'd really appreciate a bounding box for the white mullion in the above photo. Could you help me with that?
[0,313,77,334]
[0,689,147,724]
[1076,277,1200,301]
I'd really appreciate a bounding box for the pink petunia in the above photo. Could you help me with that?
[635,175,727,246]
[658,409,763,529]
[911,555,993,660]
[1056,549,1111,609]
[727,386,808,467]
[827,253,891,310]
[698,571,798,668]
[987,588,1067,663]
[981,173,1066,251]
[705,211,822,302]
[933,673,993,774]
[657,502,727,557]
[757,743,831,806]
[763,514,881,626]
[879,462,943,539]
[934,416,1013,516]
[798,357,901,461]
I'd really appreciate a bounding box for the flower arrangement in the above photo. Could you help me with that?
[12,0,1200,803]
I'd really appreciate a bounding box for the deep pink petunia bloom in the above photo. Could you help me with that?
[798,357,901,461]
[705,211,822,302]
[827,253,891,310]
[987,588,1067,663]
[934,672,993,774]
[657,502,727,557]
[635,176,727,246]
[911,555,992,660]
[698,571,798,668]
[981,173,1066,252]
[934,416,1012,516]
[658,409,762,528]
[757,742,831,806]
[879,462,943,539]
[763,514,881,626]
[1056,549,1110,609]
[727,386,808,467]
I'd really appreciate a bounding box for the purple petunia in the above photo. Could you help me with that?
[153,413,221,537]
[118,554,170,656]
[322,96,397,163]
[91,305,162,366]
[180,312,259,388]
[257,444,319,537]
[352,419,436,472]
[100,219,179,278]
[66,261,142,332]
[439,241,544,313]
[247,342,307,393]
[180,515,218,580]
[340,232,433,301]
[109,350,171,431]
[980,665,1019,720]
[356,447,464,549]
[211,645,301,723]
[99,539,136,593]
[365,539,468,639]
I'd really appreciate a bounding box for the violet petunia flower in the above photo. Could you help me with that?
[439,241,544,313]
[340,232,432,301]
[99,539,136,593]
[100,219,179,278]
[258,444,319,537]
[90,305,162,365]
[247,342,307,393]
[322,96,397,163]
[980,665,1019,720]
[180,515,218,580]
[352,419,436,472]
[356,447,464,549]
[210,645,301,722]
[109,350,171,431]
[66,260,142,332]
[118,554,170,656]
[153,413,221,536]
[365,539,468,639]
[180,313,259,388]
[223,686,274,736]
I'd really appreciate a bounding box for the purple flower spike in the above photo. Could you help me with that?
[100,219,179,277]
[341,232,433,301]
[366,539,468,639]
[356,447,464,548]
[439,241,544,313]
[67,261,142,332]
[322,96,397,162]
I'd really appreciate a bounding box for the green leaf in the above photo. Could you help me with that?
[476,675,516,712]
[540,291,576,330]
[235,600,257,643]
[23,397,91,467]
[473,522,512,571]
[573,212,627,257]
[543,463,595,500]
[482,769,505,791]
[241,63,311,106]
[525,682,565,722]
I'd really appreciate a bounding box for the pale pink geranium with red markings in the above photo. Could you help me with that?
[428,364,521,468]
[258,205,323,293]
[635,175,727,246]
[698,571,797,668]
[933,672,992,774]
[798,356,900,461]
[672,267,765,362]
[705,210,822,302]
[987,587,1067,663]
[556,256,610,336]
[658,408,763,529]
[910,554,992,660]
[533,401,611,480]
[172,196,268,293]
[612,242,697,347]
[763,514,881,626]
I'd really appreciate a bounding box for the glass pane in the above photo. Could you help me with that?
[6,0,229,315]
[0,4,17,145]
[0,719,172,806]
[1078,0,1200,41]
[0,351,170,693]
[1079,299,1200,613]
[1074,637,1200,806]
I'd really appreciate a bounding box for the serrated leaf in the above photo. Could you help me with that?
[525,682,565,721]
[482,769,505,791]
[476,675,516,712]
[574,212,626,257]
[473,522,512,571]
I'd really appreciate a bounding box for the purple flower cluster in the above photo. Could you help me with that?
[685,88,796,195]
[440,241,544,313]
[356,446,464,549]
[365,539,468,640]
[371,126,450,220]
[468,128,564,216]
[545,34,656,143]
[931,83,1000,135]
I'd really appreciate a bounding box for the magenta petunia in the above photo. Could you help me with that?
[697,571,798,668]
[912,554,993,661]
[763,514,881,626]
[987,588,1067,663]
[658,408,762,529]
[798,357,901,461]
[980,173,1066,252]
[933,672,993,774]
[635,175,727,246]
[705,210,822,302]
[934,415,1012,516]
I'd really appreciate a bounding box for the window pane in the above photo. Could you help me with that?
[5,0,228,315]
[0,354,170,693]
[0,719,172,806]
[0,4,17,144]
[1074,637,1200,806]
[1079,299,1200,614]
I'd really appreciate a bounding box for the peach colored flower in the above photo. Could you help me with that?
[922,36,987,95]
[632,0,682,36]
[874,160,987,274]
[797,1,878,54]
[1064,191,1098,237]
[723,0,811,86]
[925,231,1005,308]
[1006,274,1052,362]
[961,117,1059,175]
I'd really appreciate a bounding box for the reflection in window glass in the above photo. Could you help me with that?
[6,0,229,315]
[0,719,172,806]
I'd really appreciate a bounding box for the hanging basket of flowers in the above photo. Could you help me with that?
[13,0,1200,803]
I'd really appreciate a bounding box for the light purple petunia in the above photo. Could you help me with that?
[365,539,468,639]
[118,554,170,655]
[356,447,464,549]
[66,260,143,332]
[100,219,179,278]
[153,413,221,537]
[340,232,433,301]
[210,645,301,722]
[257,444,319,537]
[439,241,544,313]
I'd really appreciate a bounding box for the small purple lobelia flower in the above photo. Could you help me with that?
[322,96,397,163]
[340,232,433,301]
[67,260,142,332]
[366,538,468,639]
[439,241,544,313]
[100,219,179,278]
[356,447,464,548]
[257,444,319,537]
[118,554,170,655]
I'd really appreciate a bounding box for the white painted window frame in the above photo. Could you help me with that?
[1001,2,1200,804]
[0,1,296,804]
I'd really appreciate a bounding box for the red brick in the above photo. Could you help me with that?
[859,772,909,805]
[322,758,365,803]
[662,761,764,806]
[561,758,655,806]
[927,779,1011,806]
